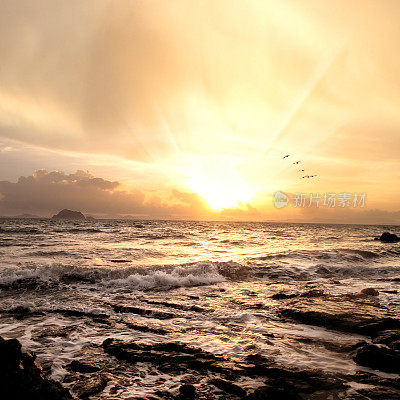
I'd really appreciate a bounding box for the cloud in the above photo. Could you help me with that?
[0,169,265,220]
[2,0,400,164]
[0,169,200,218]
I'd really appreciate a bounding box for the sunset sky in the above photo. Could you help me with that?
[0,0,399,223]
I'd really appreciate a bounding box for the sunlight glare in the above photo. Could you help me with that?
[183,155,256,210]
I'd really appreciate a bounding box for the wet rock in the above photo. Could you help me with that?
[361,288,379,296]
[374,232,400,243]
[154,389,175,399]
[271,293,297,300]
[179,384,196,398]
[0,335,72,399]
[353,344,400,373]
[143,299,206,313]
[72,375,108,398]
[124,321,168,335]
[245,353,274,365]
[102,338,223,374]
[34,326,75,339]
[66,360,102,373]
[110,304,176,319]
[372,329,400,350]
[243,364,346,395]
[280,295,400,336]
[209,378,246,397]
[50,309,109,320]
[299,289,324,298]
[245,385,302,400]
[355,386,400,399]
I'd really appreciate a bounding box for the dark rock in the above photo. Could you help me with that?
[143,299,206,312]
[209,378,246,397]
[353,344,400,373]
[245,353,274,365]
[374,232,400,243]
[51,209,85,220]
[110,303,176,319]
[244,364,345,394]
[372,329,400,350]
[72,375,107,398]
[50,309,109,319]
[245,385,302,400]
[299,289,324,298]
[66,360,102,373]
[102,338,223,374]
[280,295,400,336]
[356,386,400,399]
[361,288,379,296]
[179,384,196,398]
[0,335,72,399]
[271,293,297,300]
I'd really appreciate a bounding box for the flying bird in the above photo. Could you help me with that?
[282,155,290,159]
[293,161,301,165]
[298,169,305,172]
[301,174,317,179]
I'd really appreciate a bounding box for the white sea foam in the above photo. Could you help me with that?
[104,262,226,290]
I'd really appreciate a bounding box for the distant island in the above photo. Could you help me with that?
[51,209,86,220]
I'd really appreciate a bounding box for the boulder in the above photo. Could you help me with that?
[209,378,246,397]
[179,384,196,399]
[72,375,108,398]
[66,360,102,373]
[353,344,400,373]
[374,232,400,243]
[0,336,72,400]
[361,288,379,296]
[51,209,85,220]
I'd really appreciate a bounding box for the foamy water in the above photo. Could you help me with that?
[0,219,399,398]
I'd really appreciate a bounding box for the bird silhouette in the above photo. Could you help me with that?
[282,155,290,159]
[298,169,305,172]
[293,161,301,165]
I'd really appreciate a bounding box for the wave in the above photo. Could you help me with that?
[104,263,226,290]
[0,261,240,291]
[53,228,103,233]
[254,247,396,263]
[0,227,43,234]
[25,250,72,257]
[255,262,400,282]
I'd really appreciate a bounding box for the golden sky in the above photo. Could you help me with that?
[0,0,399,222]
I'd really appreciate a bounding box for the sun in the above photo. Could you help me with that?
[183,155,256,210]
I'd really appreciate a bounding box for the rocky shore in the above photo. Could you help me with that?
[0,336,72,400]
[2,286,400,399]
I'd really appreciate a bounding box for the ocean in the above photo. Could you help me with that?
[0,218,399,399]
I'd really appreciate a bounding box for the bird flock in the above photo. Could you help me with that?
[282,155,317,179]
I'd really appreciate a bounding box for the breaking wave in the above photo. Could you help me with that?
[0,261,242,291]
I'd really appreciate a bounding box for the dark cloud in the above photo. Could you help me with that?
[0,169,206,218]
